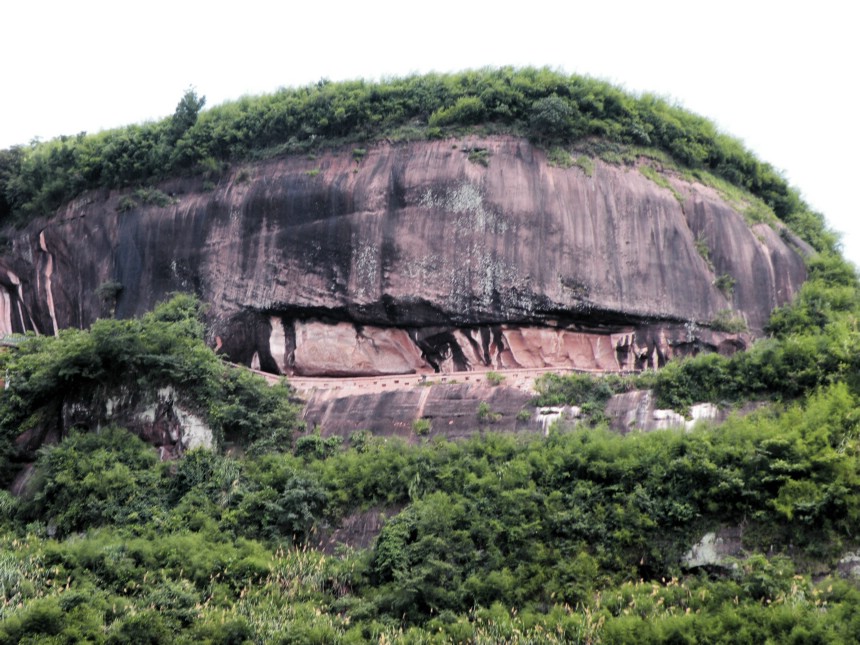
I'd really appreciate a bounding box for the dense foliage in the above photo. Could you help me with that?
[0,68,836,252]
[0,277,859,640]
[1,380,860,641]
[0,295,302,485]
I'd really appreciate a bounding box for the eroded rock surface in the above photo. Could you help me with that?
[14,385,214,463]
[0,136,807,376]
[303,382,538,441]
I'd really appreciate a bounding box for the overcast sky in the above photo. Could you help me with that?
[3,1,856,264]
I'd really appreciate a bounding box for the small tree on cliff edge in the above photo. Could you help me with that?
[168,87,206,143]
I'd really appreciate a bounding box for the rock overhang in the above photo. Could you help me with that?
[0,136,808,377]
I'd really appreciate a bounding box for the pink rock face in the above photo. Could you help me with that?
[291,321,432,376]
[498,327,621,371]
[0,136,807,377]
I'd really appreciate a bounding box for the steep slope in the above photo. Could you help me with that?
[0,136,806,376]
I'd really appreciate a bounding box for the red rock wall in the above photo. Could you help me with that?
[0,136,807,376]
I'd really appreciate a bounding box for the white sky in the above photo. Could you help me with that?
[2,1,857,264]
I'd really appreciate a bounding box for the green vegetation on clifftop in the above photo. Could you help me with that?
[0,68,836,253]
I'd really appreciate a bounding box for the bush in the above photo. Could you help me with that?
[709,309,746,333]
[429,96,485,127]
[412,418,431,436]
[294,433,342,460]
[546,147,574,168]
[574,155,594,176]
[467,148,490,166]
[476,401,501,423]
[485,371,505,386]
[17,427,163,537]
[714,273,736,296]
[533,372,619,407]
[529,94,581,143]
[116,195,137,213]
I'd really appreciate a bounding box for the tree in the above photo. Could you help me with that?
[528,94,582,144]
[168,87,206,143]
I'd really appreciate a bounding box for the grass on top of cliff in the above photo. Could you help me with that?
[0,294,303,485]
[0,67,836,254]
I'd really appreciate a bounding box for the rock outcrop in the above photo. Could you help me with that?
[300,379,754,442]
[303,382,538,441]
[0,136,808,376]
[14,385,214,462]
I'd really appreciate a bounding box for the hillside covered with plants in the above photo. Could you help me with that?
[1,69,859,642]
[2,281,860,642]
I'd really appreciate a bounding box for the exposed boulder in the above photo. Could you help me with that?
[837,553,860,579]
[682,527,745,570]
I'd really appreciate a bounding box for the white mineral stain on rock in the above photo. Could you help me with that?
[535,405,581,435]
[838,553,860,579]
[174,407,214,450]
[269,316,287,373]
[683,528,743,569]
[686,402,721,430]
[683,532,721,568]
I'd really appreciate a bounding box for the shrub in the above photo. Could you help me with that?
[133,187,172,207]
[710,309,746,332]
[528,94,581,143]
[476,401,501,423]
[485,371,505,386]
[467,148,489,167]
[694,233,713,270]
[95,280,123,302]
[116,195,137,213]
[575,155,594,176]
[412,418,431,436]
[294,433,342,460]
[547,147,574,168]
[714,273,736,296]
[533,372,618,407]
[429,96,485,127]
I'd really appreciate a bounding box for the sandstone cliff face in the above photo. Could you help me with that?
[0,136,807,376]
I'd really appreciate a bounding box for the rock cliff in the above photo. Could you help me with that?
[0,136,808,376]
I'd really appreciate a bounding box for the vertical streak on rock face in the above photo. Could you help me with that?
[38,231,59,336]
[269,316,287,374]
[0,288,12,335]
[0,268,24,335]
